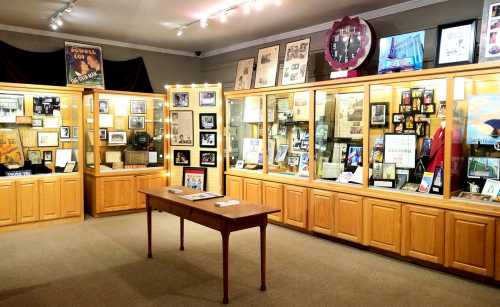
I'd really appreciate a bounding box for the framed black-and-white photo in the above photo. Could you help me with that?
[99,128,108,140]
[108,131,127,145]
[370,102,388,127]
[282,38,310,86]
[200,151,217,167]
[128,116,145,129]
[130,100,146,114]
[0,93,24,123]
[173,92,189,107]
[200,132,217,148]
[43,150,52,161]
[99,100,108,113]
[392,113,404,123]
[33,96,60,116]
[436,19,476,67]
[199,91,216,107]
[199,113,217,130]
[173,150,190,166]
[60,126,71,139]
[255,45,280,88]
[171,110,193,146]
[234,58,254,90]
[37,131,59,147]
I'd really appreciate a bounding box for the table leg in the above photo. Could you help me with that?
[147,198,152,259]
[221,230,230,304]
[180,217,185,251]
[260,217,267,291]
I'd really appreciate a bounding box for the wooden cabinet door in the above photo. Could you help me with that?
[243,178,262,204]
[0,181,16,226]
[402,204,444,264]
[100,176,135,212]
[262,181,283,222]
[334,193,363,243]
[445,211,495,277]
[496,219,500,281]
[39,177,61,220]
[136,175,149,209]
[226,176,243,200]
[363,198,401,253]
[284,185,308,228]
[16,179,39,224]
[61,177,82,217]
[309,189,334,235]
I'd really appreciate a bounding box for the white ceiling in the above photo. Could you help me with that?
[0,0,412,53]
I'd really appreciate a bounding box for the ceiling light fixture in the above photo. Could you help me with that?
[200,17,208,28]
[48,0,78,31]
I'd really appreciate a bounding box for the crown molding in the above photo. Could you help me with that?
[0,23,196,57]
[202,0,448,58]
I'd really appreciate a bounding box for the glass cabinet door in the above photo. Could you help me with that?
[84,94,95,169]
[227,96,264,171]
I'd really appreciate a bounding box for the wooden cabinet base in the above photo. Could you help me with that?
[0,215,83,234]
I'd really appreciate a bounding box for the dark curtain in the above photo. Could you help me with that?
[0,40,153,93]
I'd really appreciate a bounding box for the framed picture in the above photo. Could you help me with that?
[128,116,145,130]
[182,167,207,191]
[37,132,59,147]
[99,128,108,140]
[99,100,109,113]
[416,122,426,136]
[282,38,310,86]
[414,114,430,123]
[482,179,500,198]
[27,150,42,165]
[234,58,254,90]
[399,105,413,114]
[384,134,417,169]
[170,110,193,146]
[33,96,60,115]
[467,157,500,179]
[430,166,444,194]
[200,151,217,167]
[254,45,280,88]
[130,100,146,114]
[65,42,104,88]
[334,93,364,139]
[396,168,410,189]
[410,88,424,111]
[465,95,500,145]
[1,129,25,167]
[200,132,217,148]
[199,91,216,107]
[404,114,415,129]
[392,113,405,123]
[199,113,217,130]
[436,19,476,66]
[401,90,411,105]
[173,150,191,166]
[63,161,76,173]
[345,144,363,171]
[479,1,500,62]
[108,131,127,145]
[32,118,43,127]
[437,102,446,118]
[173,92,189,107]
[378,31,425,74]
[373,162,384,180]
[394,122,404,134]
[370,102,388,127]
[0,94,24,123]
[60,126,71,139]
[235,160,245,169]
[420,103,435,114]
[43,151,53,161]
[382,163,396,180]
[423,89,434,105]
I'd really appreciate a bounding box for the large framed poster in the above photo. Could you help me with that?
[234,58,255,90]
[0,129,24,166]
[282,38,310,85]
[65,42,105,88]
[479,1,500,62]
[334,93,364,139]
[384,134,417,169]
[254,45,280,88]
[170,110,194,146]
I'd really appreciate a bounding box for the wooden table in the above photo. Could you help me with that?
[140,186,280,304]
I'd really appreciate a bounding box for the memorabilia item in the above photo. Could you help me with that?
[418,172,435,193]
[373,162,384,180]
[43,151,52,162]
[63,161,76,173]
[243,96,263,122]
[401,182,420,192]
[105,151,122,163]
[482,179,500,198]
[235,160,245,169]
[275,144,288,163]
[182,167,207,191]
[125,151,148,165]
[32,118,43,127]
[430,166,444,194]
[33,96,60,116]
[479,1,500,62]
[465,95,500,145]
[437,102,446,118]
[416,122,426,137]
[129,116,145,129]
[414,114,430,123]
[15,115,31,124]
[345,144,363,171]
[292,91,309,121]
[234,58,255,90]
[99,128,108,140]
[148,152,158,164]
[200,151,217,167]
[396,168,410,189]
[467,157,500,179]
[99,100,109,113]
[401,90,411,105]
[404,114,415,129]
[282,38,310,85]
[43,116,60,129]
[394,122,404,134]
[60,126,71,139]
[199,91,216,107]
[200,132,217,148]
[378,31,425,74]
[55,148,72,168]
[298,152,309,177]
[254,45,280,88]
[334,93,364,139]
[27,150,42,165]
[288,155,299,167]
[0,94,24,123]
[384,134,417,169]
[382,163,396,180]
[65,42,104,88]
[170,111,194,146]
[411,88,424,111]
[415,159,426,183]
[199,113,217,130]
[324,16,373,71]
[370,103,388,127]
[336,171,354,184]
[458,192,492,201]
[399,105,413,114]
[108,131,127,145]
[130,100,146,114]
[436,19,476,66]
[392,113,404,123]
[173,92,189,107]
[20,129,36,148]
[37,132,59,147]
[420,103,435,114]
[173,150,190,166]
[99,114,114,128]
[420,138,432,157]
[180,192,223,201]
[372,137,384,163]
[242,138,262,164]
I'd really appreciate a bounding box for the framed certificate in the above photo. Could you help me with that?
[383,134,417,169]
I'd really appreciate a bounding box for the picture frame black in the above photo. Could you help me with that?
[345,143,363,171]
[32,118,43,127]
[369,102,388,127]
[128,115,145,130]
[182,167,207,191]
[420,103,436,114]
[423,89,434,105]
[130,100,147,114]
[399,105,413,114]
[416,122,426,136]
[200,151,217,167]
[200,131,217,148]
[401,90,411,105]
[410,88,424,112]
[99,128,108,140]
[199,113,217,130]
[404,113,415,130]
[98,99,108,114]
[59,126,71,139]
[173,150,191,166]
[173,92,189,107]
[199,91,217,107]
[43,150,52,162]
[436,19,477,67]
[392,113,404,124]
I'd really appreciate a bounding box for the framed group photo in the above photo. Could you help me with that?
[173,150,191,166]
[370,102,388,127]
[200,132,217,148]
[200,151,217,167]
[183,167,207,191]
[199,113,217,130]
[173,92,189,107]
[199,91,216,107]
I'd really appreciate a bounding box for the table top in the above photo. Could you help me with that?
[140,186,280,220]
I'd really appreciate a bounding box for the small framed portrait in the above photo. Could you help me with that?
[416,122,426,136]
[60,126,71,139]
[382,163,396,180]
[394,122,404,134]
[392,113,405,123]
[401,90,411,105]
[183,167,207,191]
[173,150,191,166]
[27,150,42,165]
[199,113,217,130]
[72,127,78,139]
[99,100,109,113]
[173,92,189,107]
[436,19,476,67]
[200,151,217,167]
[345,144,363,171]
[370,102,388,127]
[43,150,53,161]
[410,88,424,111]
[32,118,43,127]
[404,114,415,129]
[399,105,413,114]
[128,116,145,129]
[420,103,435,114]
[37,131,59,147]
[99,128,108,140]
[199,91,217,107]
[63,161,76,173]
[423,89,434,105]
[437,101,446,118]
[200,132,217,148]
[108,131,127,145]
[130,100,147,114]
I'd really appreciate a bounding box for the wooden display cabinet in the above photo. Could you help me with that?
[363,198,401,253]
[262,181,284,222]
[308,189,335,235]
[226,175,243,200]
[83,89,168,216]
[0,180,16,226]
[334,193,363,243]
[243,178,262,204]
[284,185,308,228]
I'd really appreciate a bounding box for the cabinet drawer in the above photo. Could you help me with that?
[363,198,401,253]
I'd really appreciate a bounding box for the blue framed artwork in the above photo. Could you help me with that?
[466,95,500,145]
[378,31,425,74]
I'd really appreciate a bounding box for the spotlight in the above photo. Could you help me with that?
[55,16,63,26]
[243,3,251,15]
[274,0,282,6]
[50,23,58,30]
[200,17,208,28]
[176,28,184,36]
[219,11,227,23]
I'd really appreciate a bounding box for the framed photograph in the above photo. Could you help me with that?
[65,42,104,88]
[467,157,500,179]
[235,160,245,169]
[437,19,476,66]
[99,100,109,113]
[373,162,384,180]
[199,91,216,107]
[479,1,500,62]
[465,95,500,145]
[392,113,404,123]
[32,118,43,127]
[423,89,434,105]
[173,92,189,107]
[27,150,42,165]
[420,103,435,114]
[396,168,410,189]
[173,150,190,166]
[60,126,71,139]
[345,144,363,171]
[130,100,146,114]
[63,161,76,173]
[128,116,145,130]
[199,113,217,130]
[411,88,424,111]
[378,31,425,74]
[382,163,396,180]
[437,102,446,118]
[384,134,417,169]
[171,110,193,146]
[334,93,364,139]
[481,179,500,198]
[401,90,411,105]
[234,58,254,90]
[404,114,415,129]
[254,45,280,88]
[200,151,217,167]
[37,132,59,147]
[292,91,309,121]
[99,128,108,140]
[108,131,127,145]
[416,122,426,136]
[43,151,53,161]
[414,114,430,123]
[282,38,310,86]
[182,167,207,191]
[399,105,413,114]
[200,132,217,148]
[370,102,388,127]
[394,122,404,134]
[0,94,24,123]
[33,96,60,116]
